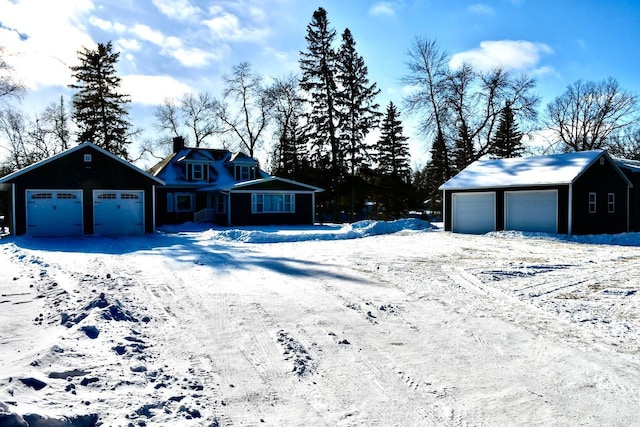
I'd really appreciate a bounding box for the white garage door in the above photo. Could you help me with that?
[93,190,144,235]
[505,190,558,233]
[452,192,496,234]
[26,190,83,237]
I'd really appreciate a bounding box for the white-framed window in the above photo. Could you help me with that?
[186,163,208,181]
[235,165,256,181]
[252,193,295,213]
[608,193,615,213]
[175,193,194,212]
[588,192,597,214]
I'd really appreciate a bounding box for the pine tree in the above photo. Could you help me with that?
[70,41,132,159]
[299,7,340,175]
[489,101,524,158]
[377,101,410,181]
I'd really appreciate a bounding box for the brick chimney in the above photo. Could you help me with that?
[172,136,185,153]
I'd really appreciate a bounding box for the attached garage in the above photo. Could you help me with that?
[26,190,83,237]
[504,190,558,233]
[93,190,144,235]
[452,192,496,234]
[0,143,164,236]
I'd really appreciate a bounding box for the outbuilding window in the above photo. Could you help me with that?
[608,193,615,213]
[588,192,597,214]
[252,193,295,213]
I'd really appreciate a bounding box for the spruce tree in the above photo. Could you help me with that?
[489,101,524,158]
[335,28,381,175]
[424,130,450,214]
[377,101,410,181]
[451,121,475,173]
[70,41,132,159]
[299,7,340,175]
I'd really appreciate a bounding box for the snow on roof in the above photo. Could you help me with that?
[439,150,607,191]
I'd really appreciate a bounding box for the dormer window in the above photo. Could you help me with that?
[235,165,256,181]
[186,162,209,181]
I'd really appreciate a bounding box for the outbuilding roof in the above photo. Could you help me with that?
[440,150,634,191]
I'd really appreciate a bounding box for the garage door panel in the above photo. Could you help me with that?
[26,190,83,237]
[452,192,496,234]
[505,190,557,233]
[93,190,144,235]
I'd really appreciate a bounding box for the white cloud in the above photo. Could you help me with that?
[88,16,126,33]
[203,11,269,42]
[152,0,200,21]
[450,40,553,72]
[370,2,396,16]
[121,75,193,105]
[0,0,95,89]
[131,24,166,46]
[467,3,495,15]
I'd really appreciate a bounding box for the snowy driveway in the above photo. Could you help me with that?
[1,223,640,426]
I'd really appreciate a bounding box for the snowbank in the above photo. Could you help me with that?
[162,218,437,243]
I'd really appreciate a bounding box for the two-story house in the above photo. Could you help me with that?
[149,137,323,226]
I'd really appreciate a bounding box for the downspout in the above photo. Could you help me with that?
[312,192,316,224]
[152,185,156,233]
[568,184,573,235]
[11,183,16,235]
[441,189,446,230]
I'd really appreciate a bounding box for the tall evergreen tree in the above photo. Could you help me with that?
[451,121,475,172]
[489,101,524,158]
[299,7,340,175]
[335,28,381,176]
[70,41,131,159]
[424,130,450,213]
[335,28,381,221]
[377,101,410,181]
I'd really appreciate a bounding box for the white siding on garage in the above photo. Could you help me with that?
[26,190,83,237]
[93,190,144,235]
[504,190,558,233]
[452,192,496,234]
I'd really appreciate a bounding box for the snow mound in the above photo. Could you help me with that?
[488,230,640,246]
[195,218,436,243]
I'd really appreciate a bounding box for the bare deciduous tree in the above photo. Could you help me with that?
[217,62,271,158]
[546,77,640,152]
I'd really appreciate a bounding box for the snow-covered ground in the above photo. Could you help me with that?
[1,220,640,426]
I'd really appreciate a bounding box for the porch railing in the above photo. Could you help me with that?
[194,208,216,224]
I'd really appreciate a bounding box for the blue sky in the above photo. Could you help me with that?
[1,0,639,167]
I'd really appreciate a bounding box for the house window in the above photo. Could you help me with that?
[84,154,92,163]
[235,165,255,181]
[252,193,295,213]
[588,192,597,214]
[608,193,615,213]
[187,163,208,181]
[175,193,194,212]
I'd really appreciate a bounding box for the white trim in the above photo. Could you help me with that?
[11,183,16,234]
[152,185,156,232]
[0,142,165,186]
[568,184,573,234]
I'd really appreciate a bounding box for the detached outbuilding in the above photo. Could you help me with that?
[439,150,633,235]
[0,143,164,237]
